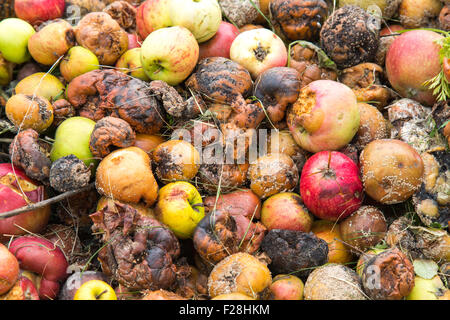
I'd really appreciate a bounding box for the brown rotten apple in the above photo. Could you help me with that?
[0,163,50,243]
[95,146,159,206]
[360,139,424,204]
[287,80,360,153]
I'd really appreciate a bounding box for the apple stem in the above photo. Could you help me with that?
[95,289,108,300]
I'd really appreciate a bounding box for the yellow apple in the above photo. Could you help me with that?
[406,276,449,300]
[155,181,204,239]
[73,280,117,300]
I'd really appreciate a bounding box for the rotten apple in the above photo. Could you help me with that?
[287,80,360,153]
[300,151,363,221]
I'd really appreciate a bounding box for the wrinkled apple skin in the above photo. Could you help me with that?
[300,151,363,221]
[14,0,65,26]
[9,236,68,300]
[386,30,444,106]
[0,18,35,64]
[261,192,313,232]
[287,80,360,153]
[230,28,288,79]
[169,0,222,43]
[0,243,19,295]
[141,26,199,86]
[199,21,240,60]
[136,0,172,40]
[0,163,51,243]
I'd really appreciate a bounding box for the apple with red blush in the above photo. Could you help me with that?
[199,21,240,60]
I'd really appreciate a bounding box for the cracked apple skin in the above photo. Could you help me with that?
[287,80,360,153]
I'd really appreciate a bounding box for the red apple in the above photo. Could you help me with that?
[380,24,404,36]
[300,151,363,221]
[9,236,69,300]
[199,21,240,60]
[14,0,65,26]
[127,33,142,49]
[136,0,172,40]
[286,80,360,153]
[0,243,19,295]
[230,28,288,79]
[260,192,313,232]
[0,163,51,243]
[386,30,444,106]
[16,276,40,300]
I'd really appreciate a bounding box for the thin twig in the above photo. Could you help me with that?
[0,183,95,220]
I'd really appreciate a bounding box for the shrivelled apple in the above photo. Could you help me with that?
[136,0,172,40]
[0,18,35,64]
[27,19,75,66]
[73,280,117,300]
[14,0,65,26]
[300,151,363,221]
[287,80,360,153]
[14,72,65,102]
[155,181,205,239]
[199,21,240,60]
[141,26,199,85]
[0,243,19,295]
[230,28,288,79]
[169,0,222,43]
[116,48,149,81]
[261,192,313,232]
[50,116,97,168]
[95,147,159,206]
[386,30,444,106]
[60,46,100,82]
[0,163,51,243]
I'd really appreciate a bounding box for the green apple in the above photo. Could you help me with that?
[141,26,199,86]
[73,280,117,300]
[0,18,35,64]
[60,46,100,82]
[0,53,14,86]
[50,116,97,168]
[406,276,449,300]
[155,181,205,239]
[115,48,149,81]
[169,0,222,43]
[14,72,65,101]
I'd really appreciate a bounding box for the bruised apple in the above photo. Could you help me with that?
[95,147,159,206]
[0,163,50,242]
[385,30,444,106]
[287,80,360,153]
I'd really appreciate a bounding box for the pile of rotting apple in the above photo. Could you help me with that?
[0,0,449,301]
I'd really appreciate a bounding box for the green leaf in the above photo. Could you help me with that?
[413,259,439,279]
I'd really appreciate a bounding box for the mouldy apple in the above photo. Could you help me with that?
[230,28,288,79]
[141,26,199,86]
[168,0,222,43]
[287,80,360,153]
[0,164,51,243]
[0,18,35,64]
